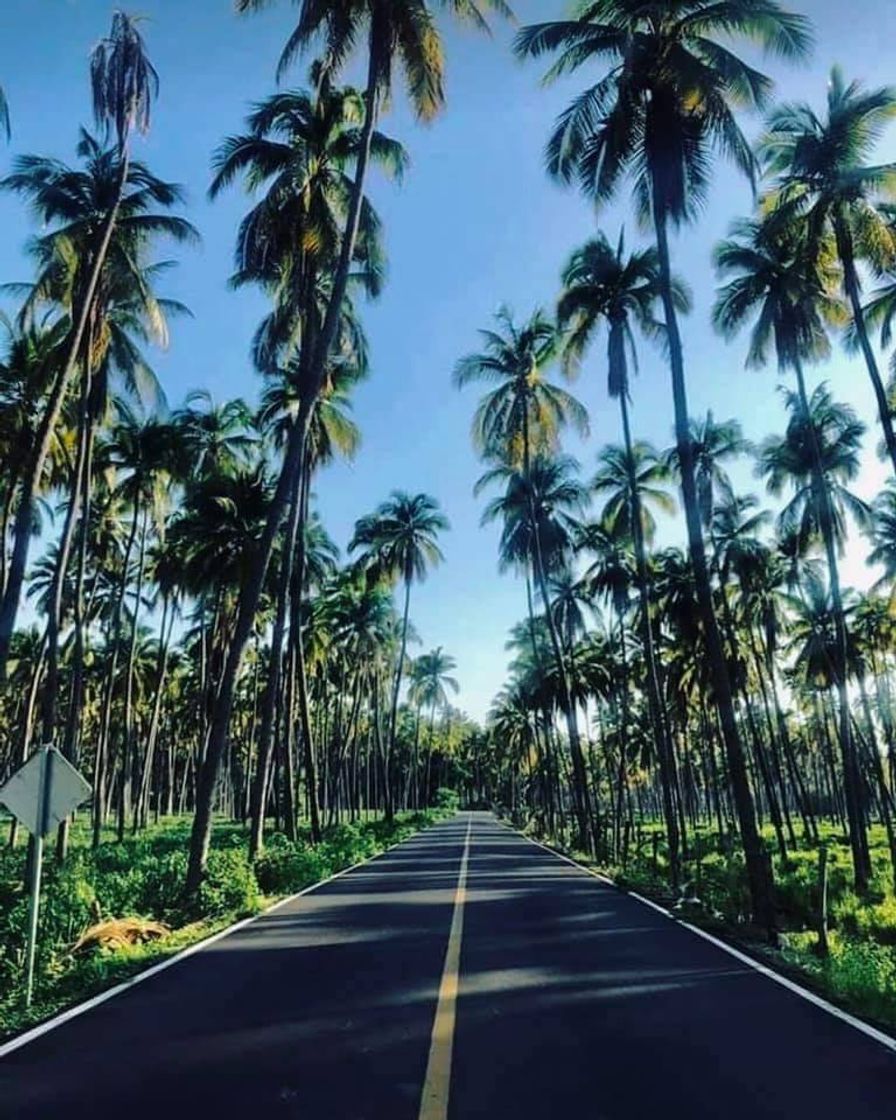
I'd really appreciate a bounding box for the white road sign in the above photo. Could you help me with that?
[0,748,91,837]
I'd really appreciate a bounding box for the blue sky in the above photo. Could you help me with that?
[1,1,895,721]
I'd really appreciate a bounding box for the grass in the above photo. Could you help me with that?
[518,817,896,1035]
[0,808,447,1042]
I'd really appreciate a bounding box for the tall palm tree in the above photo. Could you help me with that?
[0,13,163,674]
[760,67,896,474]
[759,385,873,887]
[410,646,459,805]
[714,215,872,886]
[209,70,403,364]
[516,0,811,935]
[455,306,589,468]
[173,392,257,480]
[679,413,752,531]
[186,42,423,888]
[178,1,513,892]
[350,491,448,816]
[481,454,598,852]
[869,481,896,588]
[589,440,680,875]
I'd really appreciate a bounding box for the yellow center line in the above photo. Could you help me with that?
[418,813,473,1120]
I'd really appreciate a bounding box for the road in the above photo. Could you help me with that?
[1,813,894,1118]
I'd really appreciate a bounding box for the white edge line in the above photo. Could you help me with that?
[505,820,896,1056]
[0,825,430,1060]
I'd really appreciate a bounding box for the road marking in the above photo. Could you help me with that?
[0,826,434,1060]
[507,821,896,1055]
[418,813,473,1120]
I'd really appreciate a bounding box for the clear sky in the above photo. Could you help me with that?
[1,1,895,721]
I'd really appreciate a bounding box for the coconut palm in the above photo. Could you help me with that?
[455,306,589,468]
[210,69,403,366]
[410,646,459,805]
[590,440,680,876]
[0,14,165,674]
[516,0,811,934]
[350,491,448,806]
[480,454,598,852]
[759,385,873,887]
[714,216,872,886]
[173,392,257,480]
[869,482,896,587]
[0,133,195,673]
[760,67,896,474]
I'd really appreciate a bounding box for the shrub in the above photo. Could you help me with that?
[434,788,460,812]
[255,845,331,895]
[197,849,260,918]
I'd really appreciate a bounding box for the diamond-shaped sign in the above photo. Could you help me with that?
[0,748,92,837]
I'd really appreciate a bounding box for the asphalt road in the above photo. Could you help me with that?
[1,813,895,1118]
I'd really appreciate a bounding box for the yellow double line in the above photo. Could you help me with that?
[418,813,473,1120]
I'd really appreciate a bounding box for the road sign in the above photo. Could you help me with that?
[0,747,92,1007]
[0,747,91,837]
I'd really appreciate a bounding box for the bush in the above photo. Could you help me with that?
[434,788,460,812]
[197,849,260,919]
[255,845,331,895]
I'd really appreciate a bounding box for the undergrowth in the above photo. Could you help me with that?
[0,809,444,1041]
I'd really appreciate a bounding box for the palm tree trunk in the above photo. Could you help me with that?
[653,199,775,937]
[39,347,92,754]
[93,491,140,848]
[388,574,412,757]
[247,479,302,859]
[837,224,896,477]
[58,377,97,861]
[136,593,175,828]
[292,459,321,841]
[119,506,149,842]
[618,387,681,884]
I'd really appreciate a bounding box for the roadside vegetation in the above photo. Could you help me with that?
[0,4,499,1031]
[458,3,896,1035]
[0,806,451,1040]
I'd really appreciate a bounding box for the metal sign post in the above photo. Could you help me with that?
[0,745,91,1007]
[23,748,53,1007]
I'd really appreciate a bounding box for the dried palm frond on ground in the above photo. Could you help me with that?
[71,918,171,956]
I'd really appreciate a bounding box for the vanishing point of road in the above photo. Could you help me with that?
[1,813,894,1118]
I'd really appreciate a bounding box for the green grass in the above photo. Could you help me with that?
[0,809,447,1042]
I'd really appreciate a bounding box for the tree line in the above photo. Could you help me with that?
[0,3,513,889]
[468,2,896,940]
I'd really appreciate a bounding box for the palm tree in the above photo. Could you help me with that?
[98,407,175,840]
[760,67,896,474]
[590,441,680,876]
[350,491,448,817]
[516,0,811,935]
[714,215,873,885]
[173,392,257,480]
[209,70,404,365]
[0,13,164,674]
[481,454,598,852]
[455,306,589,468]
[179,3,512,893]
[869,482,896,587]
[186,45,419,888]
[410,646,459,805]
[759,385,873,887]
